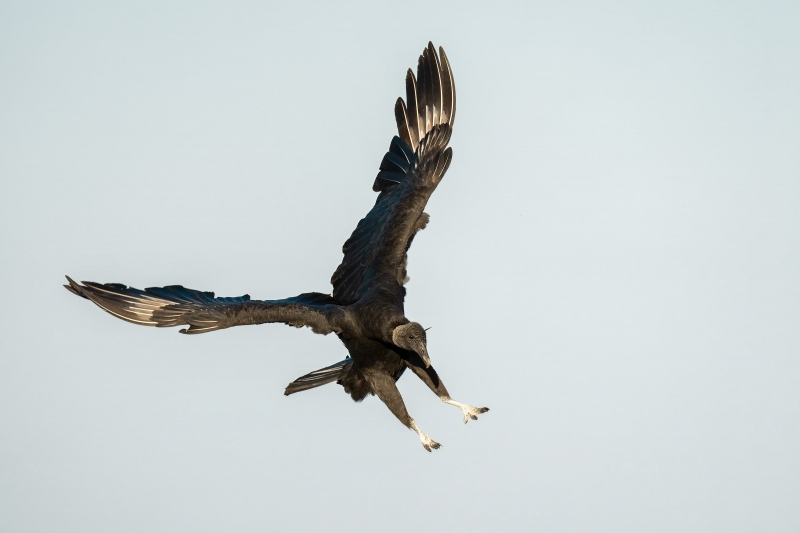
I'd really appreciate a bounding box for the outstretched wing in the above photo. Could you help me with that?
[65,276,342,335]
[331,42,456,305]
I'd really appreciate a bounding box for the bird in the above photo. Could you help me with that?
[64,42,488,451]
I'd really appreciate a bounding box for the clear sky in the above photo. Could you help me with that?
[2,1,799,531]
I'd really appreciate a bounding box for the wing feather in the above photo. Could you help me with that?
[65,276,342,335]
[332,43,456,304]
[440,46,456,127]
[405,69,421,150]
[394,98,413,150]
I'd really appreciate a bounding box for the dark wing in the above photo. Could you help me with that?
[331,42,455,304]
[65,276,342,335]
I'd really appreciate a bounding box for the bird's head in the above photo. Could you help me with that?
[392,322,430,367]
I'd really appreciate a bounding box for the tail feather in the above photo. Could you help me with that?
[284,358,352,396]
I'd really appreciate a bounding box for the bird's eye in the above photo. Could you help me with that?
[409,335,415,339]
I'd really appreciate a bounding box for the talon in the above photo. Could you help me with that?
[460,404,490,424]
[423,439,441,451]
[413,420,441,451]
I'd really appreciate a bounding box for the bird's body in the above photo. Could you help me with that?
[65,43,488,451]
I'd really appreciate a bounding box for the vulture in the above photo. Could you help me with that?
[65,42,488,451]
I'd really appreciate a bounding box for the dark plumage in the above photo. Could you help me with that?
[65,43,488,451]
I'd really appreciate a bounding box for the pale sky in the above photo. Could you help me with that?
[2,1,799,531]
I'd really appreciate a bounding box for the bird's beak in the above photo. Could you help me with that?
[418,345,431,368]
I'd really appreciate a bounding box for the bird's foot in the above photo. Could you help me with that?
[443,397,490,424]
[419,433,442,452]
[459,404,490,424]
[410,419,441,452]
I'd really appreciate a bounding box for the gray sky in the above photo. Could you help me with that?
[2,0,799,531]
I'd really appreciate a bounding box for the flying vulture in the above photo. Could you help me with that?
[65,42,488,451]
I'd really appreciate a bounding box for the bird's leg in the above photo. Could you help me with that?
[407,363,490,424]
[366,370,441,452]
